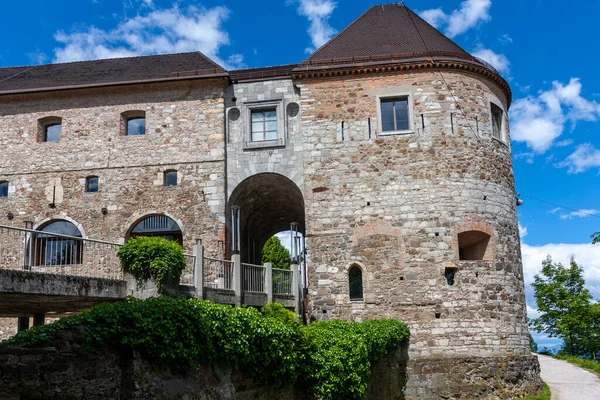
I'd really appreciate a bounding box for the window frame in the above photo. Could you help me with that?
[490,102,505,142]
[376,94,414,136]
[121,111,146,136]
[348,265,364,301]
[250,108,278,142]
[85,176,99,193]
[38,117,63,143]
[0,181,8,198]
[163,170,178,187]
[242,100,286,149]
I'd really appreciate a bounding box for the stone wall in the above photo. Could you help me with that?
[0,328,409,400]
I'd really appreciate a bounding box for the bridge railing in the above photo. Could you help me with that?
[0,224,123,280]
[273,268,294,295]
[242,263,265,293]
[203,256,234,290]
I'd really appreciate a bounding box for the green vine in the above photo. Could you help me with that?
[2,298,410,400]
[117,237,186,291]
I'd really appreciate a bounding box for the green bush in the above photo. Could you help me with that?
[2,298,409,399]
[117,237,186,290]
[261,302,298,325]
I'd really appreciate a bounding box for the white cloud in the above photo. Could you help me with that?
[471,47,510,74]
[518,222,528,239]
[292,0,337,53]
[53,5,243,69]
[419,0,491,38]
[499,34,513,44]
[557,143,600,174]
[558,209,599,220]
[549,207,562,214]
[510,78,600,154]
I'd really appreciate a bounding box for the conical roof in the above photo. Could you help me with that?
[299,3,475,67]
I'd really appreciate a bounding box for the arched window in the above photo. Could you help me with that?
[128,214,183,245]
[85,176,99,193]
[0,181,8,198]
[164,170,178,187]
[458,231,491,260]
[121,111,146,136]
[349,266,363,301]
[33,220,83,266]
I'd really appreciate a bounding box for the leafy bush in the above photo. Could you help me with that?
[117,237,186,290]
[261,302,298,325]
[2,298,409,399]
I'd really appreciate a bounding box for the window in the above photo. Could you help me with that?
[380,96,410,133]
[251,109,277,142]
[33,220,83,266]
[445,268,456,286]
[0,181,8,198]
[164,170,177,187]
[85,176,98,193]
[458,231,491,260]
[128,214,183,245]
[121,111,146,136]
[491,103,503,140]
[349,266,364,301]
[38,117,63,142]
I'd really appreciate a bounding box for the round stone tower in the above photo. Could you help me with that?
[290,4,541,399]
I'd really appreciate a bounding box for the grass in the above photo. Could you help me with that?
[523,382,551,400]
[555,355,600,377]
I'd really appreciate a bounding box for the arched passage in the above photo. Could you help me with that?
[229,173,305,265]
[126,214,183,246]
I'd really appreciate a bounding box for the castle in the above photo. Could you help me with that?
[0,4,541,398]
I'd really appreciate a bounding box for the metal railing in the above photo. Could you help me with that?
[0,224,123,280]
[180,254,196,286]
[242,263,265,293]
[203,256,234,290]
[273,268,293,295]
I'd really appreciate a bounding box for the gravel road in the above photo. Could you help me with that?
[537,354,600,400]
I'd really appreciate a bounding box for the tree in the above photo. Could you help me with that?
[529,332,538,353]
[531,256,592,356]
[261,236,291,270]
[592,232,600,244]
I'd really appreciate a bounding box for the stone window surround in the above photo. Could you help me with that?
[241,99,286,150]
[85,176,99,193]
[163,170,178,187]
[489,101,507,144]
[376,93,415,136]
[37,116,63,143]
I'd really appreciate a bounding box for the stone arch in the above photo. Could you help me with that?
[32,219,84,266]
[33,216,87,239]
[228,173,305,264]
[453,216,496,261]
[351,220,405,270]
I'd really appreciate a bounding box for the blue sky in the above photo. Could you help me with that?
[2,0,600,350]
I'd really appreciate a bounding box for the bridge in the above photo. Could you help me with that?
[0,224,301,332]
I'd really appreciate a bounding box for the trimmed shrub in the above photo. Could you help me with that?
[117,236,186,290]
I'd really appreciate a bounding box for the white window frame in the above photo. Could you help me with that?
[242,100,286,149]
[490,102,505,143]
[376,94,414,136]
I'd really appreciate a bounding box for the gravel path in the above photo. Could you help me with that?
[537,354,600,400]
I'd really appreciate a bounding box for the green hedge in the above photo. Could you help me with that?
[3,298,409,400]
[117,237,186,290]
[555,355,600,375]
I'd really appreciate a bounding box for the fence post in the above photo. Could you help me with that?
[292,263,300,314]
[265,262,273,304]
[193,239,204,300]
[232,253,242,306]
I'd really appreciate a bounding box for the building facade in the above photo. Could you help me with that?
[0,4,540,398]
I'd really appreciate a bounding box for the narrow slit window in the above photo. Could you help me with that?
[491,103,503,140]
[445,268,456,286]
[381,97,410,132]
[164,170,178,187]
[85,176,98,193]
[0,181,8,198]
[349,266,364,301]
[251,109,277,142]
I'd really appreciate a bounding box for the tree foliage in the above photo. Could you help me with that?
[529,332,538,353]
[262,236,291,270]
[530,256,596,357]
[592,232,600,244]
[3,297,409,400]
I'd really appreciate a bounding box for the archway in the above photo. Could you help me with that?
[33,220,83,266]
[126,214,183,246]
[228,173,305,265]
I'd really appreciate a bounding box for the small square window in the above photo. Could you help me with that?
[0,181,8,198]
[127,117,146,136]
[380,97,410,133]
[45,124,62,142]
[491,103,503,140]
[85,176,98,193]
[164,171,177,187]
[251,109,277,142]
